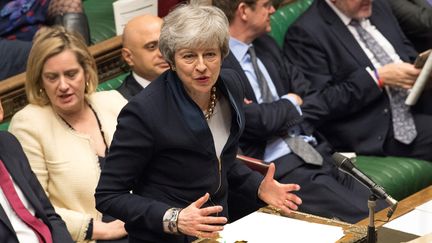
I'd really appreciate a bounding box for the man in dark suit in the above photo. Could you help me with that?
[386,0,432,52]
[214,0,386,223]
[117,15,170,100]
[284,0,432,161]
[0,101,73,243]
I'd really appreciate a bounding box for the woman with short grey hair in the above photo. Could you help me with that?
[159,4,230,67]
[96,4,302,243]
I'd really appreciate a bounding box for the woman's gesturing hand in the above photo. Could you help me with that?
[258,163,302,215]
[178,193,228,239]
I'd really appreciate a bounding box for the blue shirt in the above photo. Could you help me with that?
[229,37,316,162]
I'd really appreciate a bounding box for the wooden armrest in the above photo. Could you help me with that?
[236,154,269,175]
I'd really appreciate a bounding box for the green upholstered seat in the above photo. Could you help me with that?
[96,73,128,92]
[270,0,314,48]
[0,121,9,131]
[84,0,117,44]
[355,156,432,200]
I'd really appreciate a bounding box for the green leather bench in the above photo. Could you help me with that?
[270,0,314,48]
[270,0,432,200]
[355,156,432,200]
[96,73,127,92]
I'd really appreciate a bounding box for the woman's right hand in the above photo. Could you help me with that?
[92,219,128,240]
[178,193,227,239]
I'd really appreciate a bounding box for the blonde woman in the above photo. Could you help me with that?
[9,27,127,243]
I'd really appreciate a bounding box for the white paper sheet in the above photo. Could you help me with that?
[113,0,158,35]
[218,212,344,243]
[416,200,432,213]
[384,209,432,236]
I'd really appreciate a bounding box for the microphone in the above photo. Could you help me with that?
[331,153,398,218]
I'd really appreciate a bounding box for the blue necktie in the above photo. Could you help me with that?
[350,20,417,144]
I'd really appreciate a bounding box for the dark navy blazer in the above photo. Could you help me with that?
[116,73,144,101]
[95,69,263,243]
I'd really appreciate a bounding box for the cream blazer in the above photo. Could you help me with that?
[9,91,127,242]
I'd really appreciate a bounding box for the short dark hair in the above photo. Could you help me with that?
[213,0,257,23]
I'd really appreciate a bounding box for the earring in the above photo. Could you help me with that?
[171,66,176,71]
[39,88,44,94]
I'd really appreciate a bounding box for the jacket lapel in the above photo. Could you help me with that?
[223,53,258,102]
[126,74,144,97]
[0,153,48,229]
[218,69,244,150]
[0,200,14,236]
[369,1,412,62]
[0,154,19,234]
[253,39,286,97]
[165,71,215,155]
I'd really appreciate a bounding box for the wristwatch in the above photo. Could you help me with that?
[163,208,182,234]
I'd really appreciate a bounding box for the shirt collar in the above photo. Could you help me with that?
[132,72,151,88]
[325,0,369,26]
[229,37,251,63]
[325,0,352,25]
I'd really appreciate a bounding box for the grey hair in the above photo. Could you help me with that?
[159,4,230,67]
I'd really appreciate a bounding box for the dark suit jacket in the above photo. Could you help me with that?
[284,0,419,155]
[0,131,72,243]
[116,73,144,100]
[387,0,432,52]
[222,34,331,175]
[95,69,263,243]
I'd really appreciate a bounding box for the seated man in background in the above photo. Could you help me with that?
[284,0,432,161]
[117,15,169,100]
[0,100,73,243]
[213,0,386,223]
[386,0,432,52]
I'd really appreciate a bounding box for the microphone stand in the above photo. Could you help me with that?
[367,195,377,243]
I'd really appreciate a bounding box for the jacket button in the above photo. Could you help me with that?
[378,135,383,141]
[383,108,389,114]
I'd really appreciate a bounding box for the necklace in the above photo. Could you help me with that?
[204,86,217,121]
[59,105,109,152]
